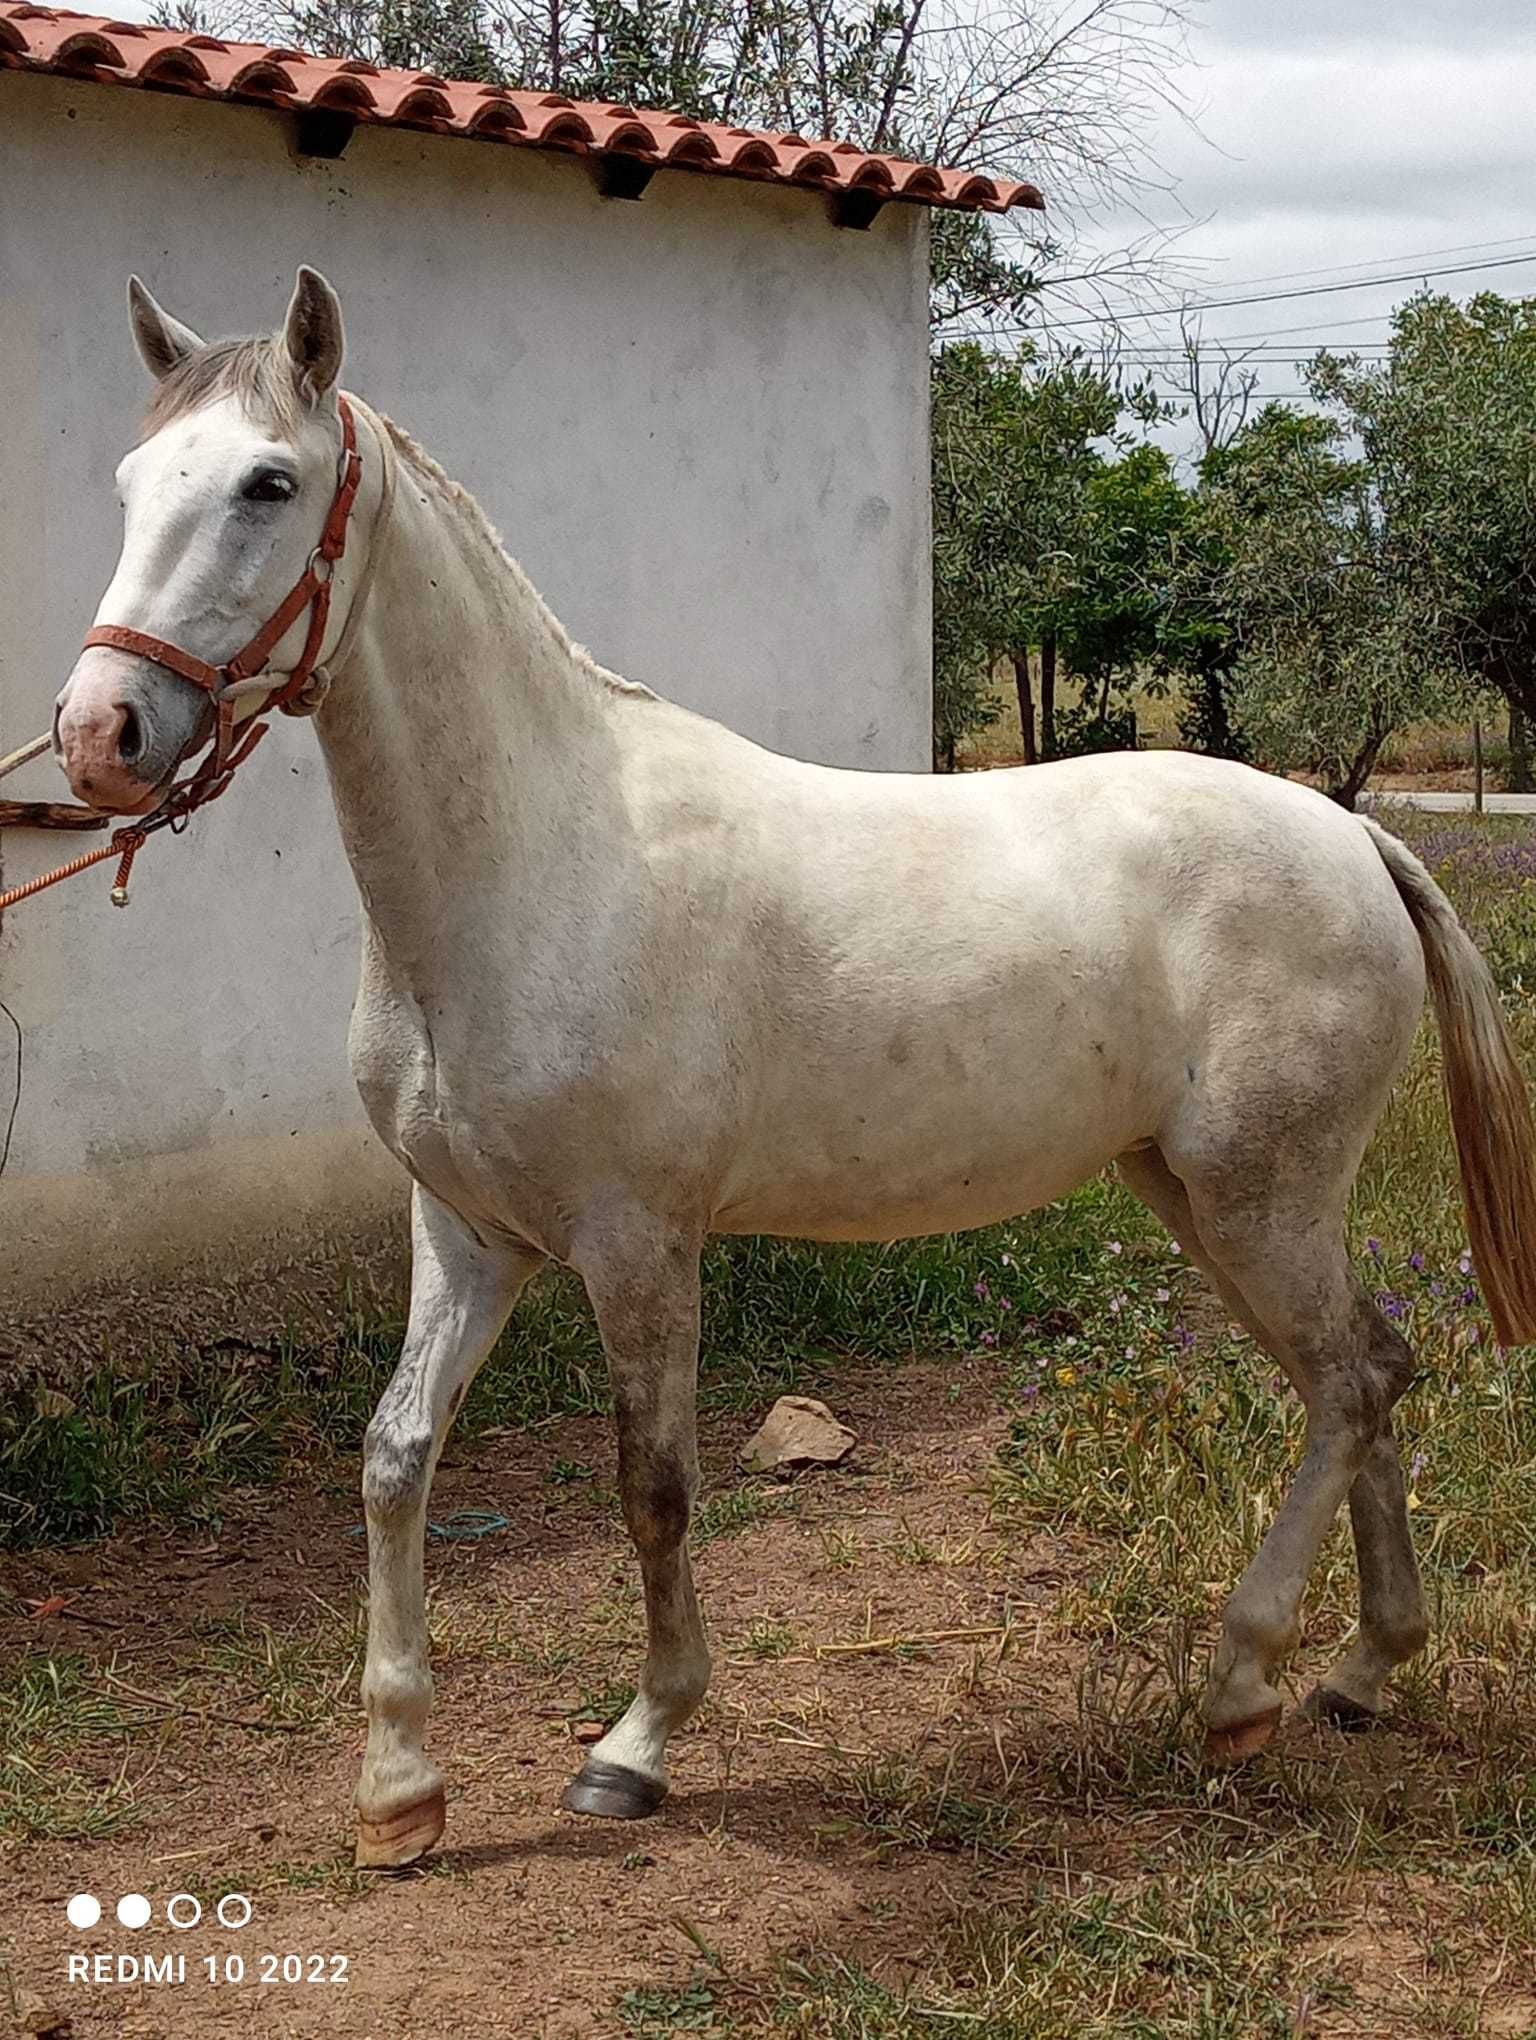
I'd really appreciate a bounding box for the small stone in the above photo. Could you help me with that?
[738,1396,856,1475]
[571,1718,606,1746]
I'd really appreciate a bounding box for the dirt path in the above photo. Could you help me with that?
[6,1355,1534,2039]
[2,1359,1080,2037]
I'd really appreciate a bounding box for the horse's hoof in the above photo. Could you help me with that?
[560,1758,667,1820]
[354,1787,446,1869]
[1204,1702,1282,1765]
[1302,1686,1379,1734]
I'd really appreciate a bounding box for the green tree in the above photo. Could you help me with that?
[930,342,1121,767]
[1313,291,1536,727]
[1203,403,1467,806]
[1051,439,1189,755]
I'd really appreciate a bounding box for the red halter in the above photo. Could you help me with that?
[81,394,362,832]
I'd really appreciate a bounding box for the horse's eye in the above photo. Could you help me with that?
[243,470,297,504]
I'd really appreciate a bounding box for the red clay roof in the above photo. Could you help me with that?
[0,3,1044,215]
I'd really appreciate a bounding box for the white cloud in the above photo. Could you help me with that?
[1037,18,1536,451]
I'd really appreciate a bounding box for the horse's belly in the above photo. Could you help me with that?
[711,1051,1149,1241]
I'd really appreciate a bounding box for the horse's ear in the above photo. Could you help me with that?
[282,266,345,407]
[127,276,204,380]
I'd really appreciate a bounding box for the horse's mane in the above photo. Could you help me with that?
[140,334,654,703]
[376,411,654,702]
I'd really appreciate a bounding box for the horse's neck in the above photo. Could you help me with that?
[315,413,625,968]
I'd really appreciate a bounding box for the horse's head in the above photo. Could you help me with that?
[55,267,354,814]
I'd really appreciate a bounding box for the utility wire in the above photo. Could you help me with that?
[994,247,1536,336]
[1196,231,1536,296]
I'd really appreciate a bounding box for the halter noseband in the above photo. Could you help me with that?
[79,394,363,847]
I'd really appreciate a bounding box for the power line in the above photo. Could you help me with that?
[1011,246,1536,334]
[1110,345,1394,359]
[1199,231,1536,297]
[1187,310,1411,345]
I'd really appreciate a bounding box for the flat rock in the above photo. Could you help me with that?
[739,1395,856,1475]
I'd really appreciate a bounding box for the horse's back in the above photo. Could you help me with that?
[690,739,1426,1238]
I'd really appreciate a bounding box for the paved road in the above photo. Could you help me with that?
[1363,790,1536,814]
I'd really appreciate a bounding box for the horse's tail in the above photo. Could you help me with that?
[1363,815,1536,1347]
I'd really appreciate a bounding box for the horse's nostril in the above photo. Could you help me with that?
[117,703,144,765]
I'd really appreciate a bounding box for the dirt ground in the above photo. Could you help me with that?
[3,1358,1531,2038]
[1,1361,1054,2036]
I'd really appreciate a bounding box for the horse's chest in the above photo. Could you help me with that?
[349,991,458,1183]
[346,966,590,1246]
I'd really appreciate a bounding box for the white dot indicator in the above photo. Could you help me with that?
[117,1894,151,1930]
[66,1894,101,1931]
[216,1893,253,1930]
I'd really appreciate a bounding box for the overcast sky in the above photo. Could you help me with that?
[1052,0,1536,430]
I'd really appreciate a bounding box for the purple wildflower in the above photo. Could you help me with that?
[1409,1252,1425,1273]
[1171,1324,1196,1353]
[1378,1293,1408,1322]
[974,1279,990,1301]
[979,1329,997,1347]
[1366,1238,1383,1261]
[1409,1452,1426,1483]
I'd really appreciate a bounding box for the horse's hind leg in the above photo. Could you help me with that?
[354,1188,543,1868]
[1181,1184,1416,1758]
[1122,1143,1421,1755]
[1116,1147,1268,1342]
[1304,1419,1428,1729]
[563,1218,710,1819]
[1121,1145,1428,1741]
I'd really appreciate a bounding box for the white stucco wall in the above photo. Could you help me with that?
[0,72,932,1303]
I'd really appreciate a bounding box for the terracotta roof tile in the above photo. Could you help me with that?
[0,1,1043,214]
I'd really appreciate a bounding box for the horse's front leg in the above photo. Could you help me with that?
[354,1186,544,1867]
[563,1222,710,1819]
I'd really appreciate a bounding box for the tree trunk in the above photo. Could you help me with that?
[1326,729,1386,810]
[1200,668,1239,757]
[1509,704,1534,793]
[941,728,957,774]
[1039,632,1057,761]
[1011,651,1038,765]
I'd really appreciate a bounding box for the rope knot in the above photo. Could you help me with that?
[279,665,333,718]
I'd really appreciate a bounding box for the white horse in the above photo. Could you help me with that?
[54,270,1536,1869]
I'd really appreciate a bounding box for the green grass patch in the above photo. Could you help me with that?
[0,1186,1122,1550]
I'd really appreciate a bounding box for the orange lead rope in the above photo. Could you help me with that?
[0,397,363,917]
[0,827,147,915]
